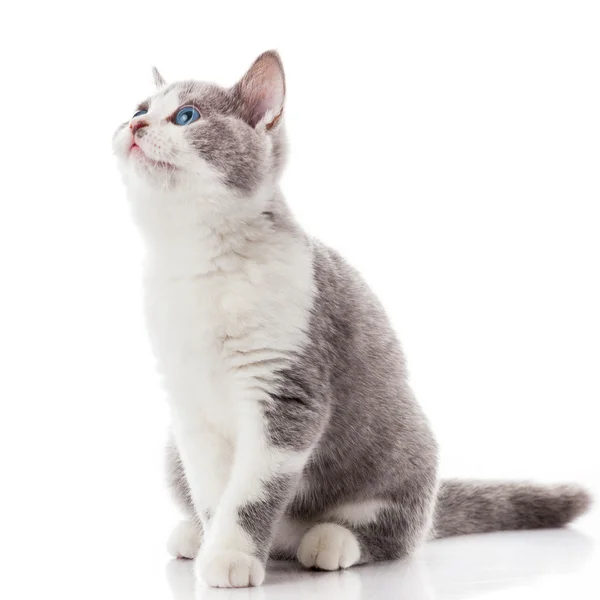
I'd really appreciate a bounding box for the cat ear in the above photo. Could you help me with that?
[152,66,167,89]
[235,50,285,130]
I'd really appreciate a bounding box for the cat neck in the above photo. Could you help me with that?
[128,182,299,278]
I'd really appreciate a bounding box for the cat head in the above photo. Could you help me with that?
[113,51,286,214]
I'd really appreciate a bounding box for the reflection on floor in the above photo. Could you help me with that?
[166,528,594,600]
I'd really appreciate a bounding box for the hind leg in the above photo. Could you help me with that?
[297,488,436,570]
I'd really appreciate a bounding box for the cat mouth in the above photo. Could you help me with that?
[130,143,175,170]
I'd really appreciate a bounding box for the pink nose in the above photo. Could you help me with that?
[130,120,148,135]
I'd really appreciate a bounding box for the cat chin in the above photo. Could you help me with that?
[120,164,178,192]
[130,145,176,170]
[125,162,270,209]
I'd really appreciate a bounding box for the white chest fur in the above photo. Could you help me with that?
[142,227,314,442]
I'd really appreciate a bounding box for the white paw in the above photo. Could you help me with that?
[196,549,265,588]
[167,520,201,559]
[297,523,361,570]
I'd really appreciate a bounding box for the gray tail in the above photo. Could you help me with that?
[432,479,592,539]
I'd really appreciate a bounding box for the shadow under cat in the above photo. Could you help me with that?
[165,528,593,600]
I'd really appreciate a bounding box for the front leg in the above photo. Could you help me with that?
[196,393,323,588]
[174,422,235,531]
[165,436,205,559]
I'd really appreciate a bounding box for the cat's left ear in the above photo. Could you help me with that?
[152,66,167,89]
[235,50,285,131]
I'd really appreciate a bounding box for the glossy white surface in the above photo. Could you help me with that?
[10,520,595,599]
[166,527,598,600]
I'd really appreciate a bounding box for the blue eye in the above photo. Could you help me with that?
[174,106,200,126]
[132,109,147,118]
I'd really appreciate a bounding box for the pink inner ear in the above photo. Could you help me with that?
[255,79,284,119]
[239,52,285,127]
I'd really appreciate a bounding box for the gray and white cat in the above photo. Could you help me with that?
[112,51,591,588]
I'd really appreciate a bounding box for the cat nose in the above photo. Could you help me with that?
[130,120,148,136]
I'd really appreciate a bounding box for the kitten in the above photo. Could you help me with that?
[112,51,591,588]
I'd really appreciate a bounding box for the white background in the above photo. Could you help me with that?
[1,1,598,598]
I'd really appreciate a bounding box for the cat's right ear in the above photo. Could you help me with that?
[235,50,285,131]
[152,66,167,89]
